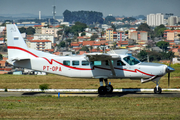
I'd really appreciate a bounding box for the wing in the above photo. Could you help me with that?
[85,53,120,61]
[85,53,120,76]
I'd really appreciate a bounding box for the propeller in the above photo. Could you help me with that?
[166,58,175,87]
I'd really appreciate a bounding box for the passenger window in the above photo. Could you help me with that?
[63,60,70,66]
[117,60,125,66]
[82,61,89,66]
[72,61,79,66]
[105,60,114,66]
[91,61,102,66]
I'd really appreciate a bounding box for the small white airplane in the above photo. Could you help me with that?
[6,24,175,95]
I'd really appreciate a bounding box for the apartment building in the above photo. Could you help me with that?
[130,31,148,41]
[106,28,113,41]
[27,40,52,51]
[164,30,180,41]
[41,27,60,37]
[33,34,54,43]
[147,13,164,26]
[168,16,179,26]
[113,31,125,41]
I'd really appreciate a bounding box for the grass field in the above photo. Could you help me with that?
[0,64,180,119]
[0,96,180,119]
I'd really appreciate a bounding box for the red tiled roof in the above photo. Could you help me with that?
[72,47,81,51]
[71,43,80,46]
[34,25,42,27]
[30,40,51,42]
[106,28,113,30]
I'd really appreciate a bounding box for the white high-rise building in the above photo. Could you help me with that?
[168,16,178,26]
[147,13,164,26]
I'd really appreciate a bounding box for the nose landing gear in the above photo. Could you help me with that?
[98,78,113,95]
[153,77,162,94]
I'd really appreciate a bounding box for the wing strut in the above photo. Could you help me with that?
[108,60,116,76]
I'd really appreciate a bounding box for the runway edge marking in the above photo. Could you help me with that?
[0,89,180,92]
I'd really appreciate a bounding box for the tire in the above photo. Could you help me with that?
[106,85,113,94]
[98,86,106,95]
[154,87,162,94]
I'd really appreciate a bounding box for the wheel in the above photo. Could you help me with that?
[98,86,106,95]
[154,87,162,94]
[106,85,113,94]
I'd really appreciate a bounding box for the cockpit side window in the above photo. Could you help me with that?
[123,56,140,65]
[117,60,125,66]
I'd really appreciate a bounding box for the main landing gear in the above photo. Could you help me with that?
[153,77,162,94]
[98,78,113,95]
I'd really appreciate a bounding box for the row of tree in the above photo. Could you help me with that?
[137,50,174,62]
[63,10,104,24]
[19,27,35,35]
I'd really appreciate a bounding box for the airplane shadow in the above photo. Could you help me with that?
[21,90,179,97]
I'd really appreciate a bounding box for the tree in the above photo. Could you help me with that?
[59,41,65,47]
[104,16,116,24]
[90,34,99,40]
[137,50,147,61]
[136,23,151,32]
[26,27,35,35]
[178,34,180,40]
[154,24,166,37]
[71,22,87,34]
[19,27,26,33]
[63,10,104,24]
[156,41,169,52]
[111,24,116,31]
[0,54,3,60]
[79,46,89,52]
[81,32,86,36]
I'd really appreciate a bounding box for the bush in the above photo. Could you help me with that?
[4,87,8,92]
[39,84,49,92]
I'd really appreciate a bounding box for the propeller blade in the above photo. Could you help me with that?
[168,72,170,88]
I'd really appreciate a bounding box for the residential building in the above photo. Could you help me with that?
[106,28,113,41]
[113,31,125,41]
[168,16,179,26]
[130,31,148,41]
[33,34,54,43]
[41,27,60,37]
[27,40,52,51]
[147,13,164,26]
[164,30,180,41]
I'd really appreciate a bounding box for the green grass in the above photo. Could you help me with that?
[0,96,180,119]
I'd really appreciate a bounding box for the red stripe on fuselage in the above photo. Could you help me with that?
[8,46,154,76]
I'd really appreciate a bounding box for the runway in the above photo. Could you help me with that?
[0,91,180,97]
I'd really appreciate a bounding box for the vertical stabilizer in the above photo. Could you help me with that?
[7,24,30,60]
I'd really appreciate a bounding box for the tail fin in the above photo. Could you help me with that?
[7,24,30,60]
[7,24,57,63]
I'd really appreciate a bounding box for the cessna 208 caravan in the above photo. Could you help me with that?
[6,24,175,95]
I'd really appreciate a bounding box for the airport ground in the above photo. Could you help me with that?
[0,64,180,119]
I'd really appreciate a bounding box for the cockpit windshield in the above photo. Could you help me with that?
[123,56,140,65]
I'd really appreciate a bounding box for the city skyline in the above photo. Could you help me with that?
[0,0,180,17]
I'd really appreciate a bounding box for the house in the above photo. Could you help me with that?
[0,38,5,44]
[117,41,128,48]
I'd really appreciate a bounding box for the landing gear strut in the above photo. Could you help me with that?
[153,77,162,94]
[98,78,113,95]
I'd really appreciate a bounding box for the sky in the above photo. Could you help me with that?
[0,0,180,17]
